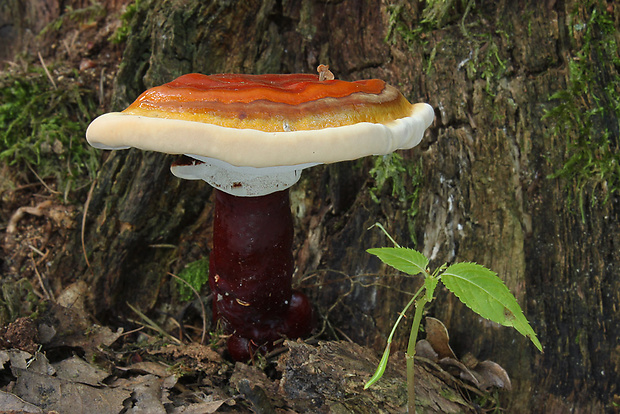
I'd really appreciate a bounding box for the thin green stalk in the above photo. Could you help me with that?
[365,284,425,389]
[405,295,429,413]
[369,222,401,247]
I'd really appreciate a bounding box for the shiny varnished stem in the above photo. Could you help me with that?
[209,189,314,360]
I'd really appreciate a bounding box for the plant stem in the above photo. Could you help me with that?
[406,295,429,413]
[364,285,425,390]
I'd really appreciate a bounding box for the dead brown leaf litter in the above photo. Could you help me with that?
[416,317,512,393]
[0,294,493,413]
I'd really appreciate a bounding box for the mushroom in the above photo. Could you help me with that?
[86,70,434,360]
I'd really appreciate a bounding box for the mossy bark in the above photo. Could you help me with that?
[48,0,619,411]
[0,0,59,62]
[0,0,126,64]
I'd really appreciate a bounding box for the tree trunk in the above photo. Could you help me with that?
[47,0,618,411]
[0,0,127,63]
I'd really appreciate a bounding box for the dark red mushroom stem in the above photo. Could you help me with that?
[209,188,315,361]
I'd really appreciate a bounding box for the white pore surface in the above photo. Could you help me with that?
[171,156,319,197]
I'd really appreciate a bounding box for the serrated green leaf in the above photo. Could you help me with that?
[441,262,542,352]
[367,247,429,276]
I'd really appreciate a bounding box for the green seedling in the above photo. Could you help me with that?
[364,223,542,413]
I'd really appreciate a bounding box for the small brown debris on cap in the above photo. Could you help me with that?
[317,64,335,81]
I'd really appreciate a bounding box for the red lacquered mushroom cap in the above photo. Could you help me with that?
[86,71,434,195]
[121,73,411,132]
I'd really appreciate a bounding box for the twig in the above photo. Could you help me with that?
[168,272,208,345]
[26,163,60,195]
[119,326,145,337]
[148,244,177,249]
[333,327,355,343]
[7,200,53,233]
[127,302,182,345]
[12,183,43,192]
[27,245,45,257]
[30,246,50,267]
[415,356,500,410]
[99,68,105,106]
[31,256,55,302]
[300,268,417,296]
[81,179,97,268]
[37,52,57,89]
[264,344,288,359]
[61,39,71,56]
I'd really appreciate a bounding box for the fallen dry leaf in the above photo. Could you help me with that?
[37,302,123,358]
[425,316,457,359]
[0,349,32,371]
[123,374,169,414]
[472,360,512,391]
[415,339,439,360]
[119,361,172,377]
[23,352,55,376]
[418,317,512,392]
[0,390,44,413]
[1,351,128,414]
[11,367,130,414]
[52,355,111,386]
[55,280,89,315]
[152,342,221,362]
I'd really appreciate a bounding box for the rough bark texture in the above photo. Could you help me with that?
[0,0,127,63]
[233,340,475,413]
[31,0,619,412]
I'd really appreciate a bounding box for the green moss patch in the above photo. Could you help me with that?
[0,66,100,195]
[543,3,620,219]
